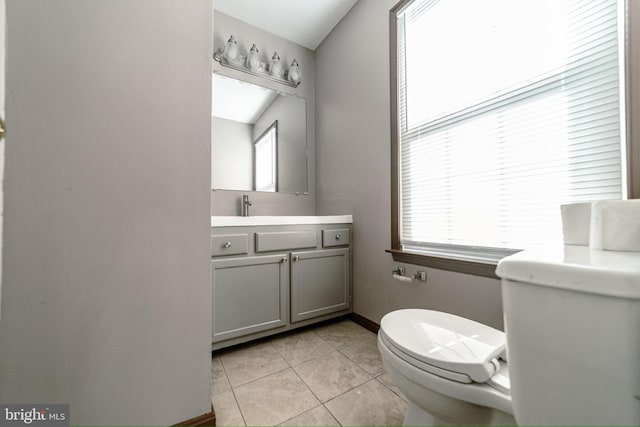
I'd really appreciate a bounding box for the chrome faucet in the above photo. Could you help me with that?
[241,194,252,217]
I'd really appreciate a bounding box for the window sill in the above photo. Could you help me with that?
[386,248,514,279]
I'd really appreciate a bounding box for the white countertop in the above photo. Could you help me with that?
[211,215,353,227]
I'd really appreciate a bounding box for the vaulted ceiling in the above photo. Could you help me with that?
[214,0,358,50]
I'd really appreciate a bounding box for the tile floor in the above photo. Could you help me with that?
[211,319,408,426]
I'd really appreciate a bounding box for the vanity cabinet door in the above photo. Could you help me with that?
[212,254,288,343]
[290,248,350,323]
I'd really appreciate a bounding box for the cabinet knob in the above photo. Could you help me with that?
[223,241,232,248]
[293,255,300,261]
[335,234,342,239]
[281,257,288,263]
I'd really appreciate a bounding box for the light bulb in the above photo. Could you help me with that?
[246,44,260,70]
[270,52,282,77]
[288,59,301,84]
[224,35,238,61]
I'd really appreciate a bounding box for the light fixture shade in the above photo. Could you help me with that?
[288,59,301,84]
[224,35,238,61]
[270,52,282,77]
[246,44,260,70]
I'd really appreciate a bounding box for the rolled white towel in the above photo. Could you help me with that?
[589,199,640,251]
[561,202,592,245]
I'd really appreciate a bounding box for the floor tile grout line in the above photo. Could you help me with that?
[294,347,358,371]
[215,355,249,427]
[229,364,291,389]
[232,369,316,427]
[276,403,334,427]
[306,358,373,405]
[330,348,374,382]
[228,386,248,427]
[289,361,325,407]
[286,347,370,413]
[326,378,407,427]
[211,356,232,396]
[373,372,407,403]
[218,341,291,389]
[336,344,384,378]
[286,348,337,368]
[310,329,342,351]
[322,376,380,406]
[330,324,383,378]
[320,403,343,427]
[270,332,337,368]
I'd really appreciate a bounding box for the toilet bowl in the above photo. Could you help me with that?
[378,309,515,426]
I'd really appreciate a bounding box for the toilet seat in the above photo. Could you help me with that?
[378,309,513,417]
[379,309,506,384]
[378,333,513,416]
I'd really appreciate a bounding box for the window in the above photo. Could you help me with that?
[254,121,278,192]
[390,0,630,276]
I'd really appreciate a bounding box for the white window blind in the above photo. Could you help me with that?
[397,0,625,253]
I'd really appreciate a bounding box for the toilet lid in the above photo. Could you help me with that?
[379,309,506,383]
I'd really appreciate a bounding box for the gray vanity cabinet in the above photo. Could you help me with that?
[211,254,288,343]
[290,248,350,323]
[211,221,352,350]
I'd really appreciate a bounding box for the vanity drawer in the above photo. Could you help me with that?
[322,228,350,247]
[255,231,317,252]
[212,234,249,256]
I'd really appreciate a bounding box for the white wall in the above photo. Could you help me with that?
[212,11,315,215]
[315,0,504,329]
[0,1,213,425]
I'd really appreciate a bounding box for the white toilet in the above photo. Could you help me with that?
[378,245,640,426]
[378,309,514,425]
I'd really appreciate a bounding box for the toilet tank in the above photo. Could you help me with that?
[496,246,640,426]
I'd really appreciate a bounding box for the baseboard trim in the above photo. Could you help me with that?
[349,312,380,334]
[174,406,216,426]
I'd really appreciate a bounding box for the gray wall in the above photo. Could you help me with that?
[0,1,213,425]
[315,0,504,329]
[254,95,307,194]
[0,0,5,312]
[212,11,315,215]
[212,116,253,190]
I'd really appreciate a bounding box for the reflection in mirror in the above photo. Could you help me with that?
[212,73,308,193]
[255,121,277,192]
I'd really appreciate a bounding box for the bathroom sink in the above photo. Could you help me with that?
[211,215,352,227]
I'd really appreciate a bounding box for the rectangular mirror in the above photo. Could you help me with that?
[212,73,308,194]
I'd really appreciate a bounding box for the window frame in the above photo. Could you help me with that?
[388,0,640,278]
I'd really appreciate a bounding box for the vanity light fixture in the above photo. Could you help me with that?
[213,35,301,88]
